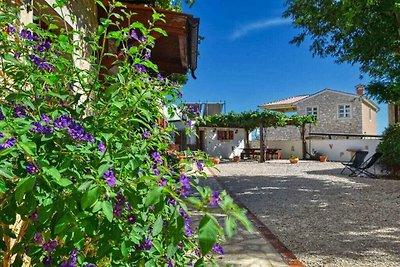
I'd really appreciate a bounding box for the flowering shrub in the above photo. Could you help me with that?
[0,2,251,266]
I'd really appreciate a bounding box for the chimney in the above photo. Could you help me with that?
[355,84,365,96]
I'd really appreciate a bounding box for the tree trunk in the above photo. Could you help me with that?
[300,124,307,159]
[259,125,265,163]
[245,128,250,148]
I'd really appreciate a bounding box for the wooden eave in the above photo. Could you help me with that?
[259,104,297,112]
[99,1,199,78]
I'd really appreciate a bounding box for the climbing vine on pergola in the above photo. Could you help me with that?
[201,110,317,162]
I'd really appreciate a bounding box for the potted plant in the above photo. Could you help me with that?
[319,155,328,162]
[289,155,299,164]
[211,157,220,164]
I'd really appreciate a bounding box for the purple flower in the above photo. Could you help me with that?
[0,109,5,120]
[134,64,147,73]
[14,53,20,59]
[42,239,57,253]
[60,261,76,267]
[26,162,39,174]
[87,135,95,143]
[116,192,126,204]
[30,122,44,133]
[142,238,152,250]
[157,74,164,81]
[33,232,43,244]
[29,210,39,221]
[84,264,95,267]
[7,25,16,34]
[157,177,167,186]
[41,114,51,124]
[178,174,190,198]
[42,126,54,135]
[42,255,52,266]
[127,213,136,224]
[0,137,16,150]
[69,249,79,263]
[177,91,183,98]
[141,130,150,139]
[103,169,116,187]
[98,141,106,153]
[128,29,139,40]
[0,133,3,139]
[113,206,123,218]
[151,152,163,165]
[13,105,26,118]
[152,164,160,176]
[213,243,224,255]
[209,191,221,207]
[196,161,204,171]
[54,115,72,129]
[179,208,192,236]
[139,36,147,43]
[167,258,174,267]
[20,29,34,40]
[144,49,151,60]
[125,203,132,211]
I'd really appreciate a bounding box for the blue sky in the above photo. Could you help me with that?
[182,0,388,134]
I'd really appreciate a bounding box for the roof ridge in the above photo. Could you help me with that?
[260,94,310,106]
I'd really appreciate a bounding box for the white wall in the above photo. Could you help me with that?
[250,139,381,161]
[309,139,381,162]
[200,127,246,159]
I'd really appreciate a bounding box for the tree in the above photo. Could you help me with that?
[284,0,400,104]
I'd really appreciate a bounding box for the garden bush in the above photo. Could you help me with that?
[377,123,400,177]
[0,1,251,266]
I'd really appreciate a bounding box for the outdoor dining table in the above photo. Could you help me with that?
[240,148,281,160]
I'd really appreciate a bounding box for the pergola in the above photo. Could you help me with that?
[202,111,317,162]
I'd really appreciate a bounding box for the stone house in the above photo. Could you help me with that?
[258,86,380,140]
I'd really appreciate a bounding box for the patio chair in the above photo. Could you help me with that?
[340,150,369,176]
[350,152,382,178]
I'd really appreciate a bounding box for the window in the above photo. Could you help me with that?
[217,130,234,140]
[306,106,318,117]
[338,104,351,118]
[369,108,372,121]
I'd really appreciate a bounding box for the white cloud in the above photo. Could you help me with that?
[230,18,291,41]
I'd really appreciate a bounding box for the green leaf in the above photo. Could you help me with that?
[0,168,13,179]
[81,186,99,210]
[152,215,163,236]
[54,213,73,234]
[101,201,113,222]
[121,241,128,258]
[144,187,162,207]
[0,178,5,193]
[44,167,61,180]
[54,178,73,187]
[198,214,218,255]
[225,216,237,238]
[15,176,36,202]
[18,142,36,156]
[194,258,205,267]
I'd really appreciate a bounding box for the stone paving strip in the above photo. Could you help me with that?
[201,167,290,267]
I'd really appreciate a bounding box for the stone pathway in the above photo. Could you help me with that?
[203,168,291,267]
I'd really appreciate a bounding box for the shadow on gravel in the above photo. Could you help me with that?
[216,173,400,266]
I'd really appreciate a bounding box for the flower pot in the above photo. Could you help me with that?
[211,157,220,164]
[289,158,299,164]
[233,156,240,162]
[319,155,328,162]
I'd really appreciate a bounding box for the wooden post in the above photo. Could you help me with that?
[259,125,265,163]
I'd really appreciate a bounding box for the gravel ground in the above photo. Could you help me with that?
[214,160,400,267]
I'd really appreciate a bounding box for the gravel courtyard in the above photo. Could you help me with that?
[214,160,400,267]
